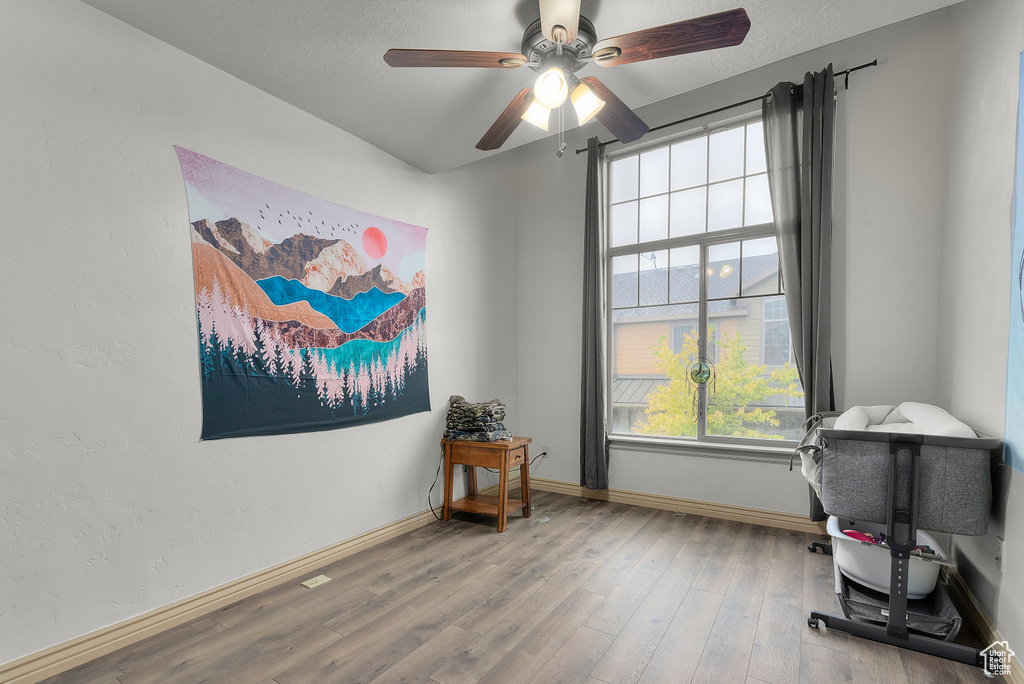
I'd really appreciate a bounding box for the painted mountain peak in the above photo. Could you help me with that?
[193,218,341,283]
[193,217,273,256]
[191,217,425,298]
[301,239,369,292]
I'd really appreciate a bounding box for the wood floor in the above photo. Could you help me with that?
[42,491,1002,684]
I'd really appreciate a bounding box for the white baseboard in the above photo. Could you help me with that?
[525,476,828,535]
[0,508,436,684]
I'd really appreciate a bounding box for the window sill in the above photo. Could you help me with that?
[608,434,796,465]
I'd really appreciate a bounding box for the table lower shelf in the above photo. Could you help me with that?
[448,494,526,516]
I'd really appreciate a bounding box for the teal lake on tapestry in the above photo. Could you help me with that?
[312,309,427,370]
[256,277,406,333]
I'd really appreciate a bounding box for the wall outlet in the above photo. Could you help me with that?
[996,537,1006,573]
[301,574,332,589]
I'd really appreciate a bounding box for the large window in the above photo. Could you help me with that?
[608,119,805,444]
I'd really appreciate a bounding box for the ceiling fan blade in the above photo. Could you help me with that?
[539,0,581,42]
[476,88,533,151]
[384,49,527,68]
[592,8,750,67]
[579,77,649,143]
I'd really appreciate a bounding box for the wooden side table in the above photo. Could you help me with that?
[441,436,532,532]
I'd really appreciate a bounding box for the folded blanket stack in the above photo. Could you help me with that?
[444,395,512,442]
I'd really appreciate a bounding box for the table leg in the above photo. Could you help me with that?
[442,444,453,521]
[520,451,531,519]
[497,462,509,532]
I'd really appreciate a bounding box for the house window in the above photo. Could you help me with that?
[762,296,795,366]
[607,118,805,445]
[671,322,718,364]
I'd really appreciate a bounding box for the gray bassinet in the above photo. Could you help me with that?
[819,427,996,536]
[800,410,1000,669]
[798,413,997,535]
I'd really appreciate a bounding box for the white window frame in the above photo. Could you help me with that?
[604,114,800,457]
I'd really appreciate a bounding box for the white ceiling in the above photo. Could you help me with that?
[80,0,959,174]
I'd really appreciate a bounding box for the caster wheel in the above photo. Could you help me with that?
[807,544,817,553]
[807,617,819,629]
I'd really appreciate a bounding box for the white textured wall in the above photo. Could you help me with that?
[514,11,954,514]
[938,0,1024,653]
[0,0,518,665]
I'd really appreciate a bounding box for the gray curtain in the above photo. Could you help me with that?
[581,136,609,489]
[763,66,836,520]
[763,64,836,419]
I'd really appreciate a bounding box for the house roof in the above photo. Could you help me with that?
[612,252,778,321]
[612,376,670,406]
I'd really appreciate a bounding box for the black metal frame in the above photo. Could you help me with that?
[575,60,880,154]
[807,437,985,668]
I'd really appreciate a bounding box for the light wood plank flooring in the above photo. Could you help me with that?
[41,491,1002,684]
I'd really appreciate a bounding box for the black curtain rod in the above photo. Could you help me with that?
[575,59,877,154]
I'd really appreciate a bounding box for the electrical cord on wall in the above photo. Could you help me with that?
[427,445,444,521]
[426,449,548,521]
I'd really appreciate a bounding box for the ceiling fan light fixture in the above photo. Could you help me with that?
[534,68,568,108]
[521,99,552,131]
[539,0,581,43]
[384,6,752,152]
[570,81,605,124]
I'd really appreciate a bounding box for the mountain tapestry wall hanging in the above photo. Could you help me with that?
[175,147,429,440]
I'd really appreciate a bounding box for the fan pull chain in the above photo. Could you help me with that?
[556,105,567,158]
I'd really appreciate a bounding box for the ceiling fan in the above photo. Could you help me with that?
[383,1,750,151]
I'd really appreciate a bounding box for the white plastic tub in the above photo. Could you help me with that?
[827,516,951,599]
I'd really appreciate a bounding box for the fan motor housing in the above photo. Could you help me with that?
[521,15,597,74]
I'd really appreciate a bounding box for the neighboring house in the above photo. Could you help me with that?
[611,252,805,437]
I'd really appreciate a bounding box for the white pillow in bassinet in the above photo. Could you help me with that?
[832,402,976,438]
[897,401,977,438]
[833,405,894,430]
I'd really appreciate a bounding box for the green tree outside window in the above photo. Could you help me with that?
[635,328,803,439]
